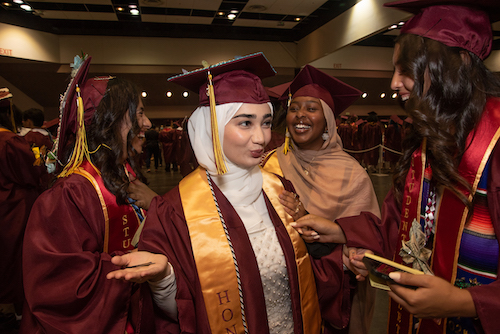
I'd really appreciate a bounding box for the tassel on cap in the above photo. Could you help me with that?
[282,91,293,155]
[207,71,227,175]
[59,85,96,177]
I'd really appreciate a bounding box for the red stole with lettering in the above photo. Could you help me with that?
[74,160,142,253]
[388,98,500,334]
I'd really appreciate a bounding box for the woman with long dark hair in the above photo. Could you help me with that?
[292,1,500,333]
[21,55,153,333]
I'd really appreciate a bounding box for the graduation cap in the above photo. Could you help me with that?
[279,65,362,117]
[384,0,498,60]
[168,52,276,174]
[56,54,114,177]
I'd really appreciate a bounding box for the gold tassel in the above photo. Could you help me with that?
[282,91,293,155]
[59,85,99,177]
[207,71,227,174]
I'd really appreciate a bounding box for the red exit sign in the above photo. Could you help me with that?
[0,48,13,56]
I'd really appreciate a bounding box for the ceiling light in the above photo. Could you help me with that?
[294,17,301,21]
[129,4,137,8]
[20,4,32,10]
[130,8,139,15]
[116,7,123,11]
[3,2,11,6]
[230,10,238,14]
[13,0,23,4]
[182,91,189,98]
[380,92,386,98]
[227,13,236,20]
[391,92,398,99]
[389,24,398,30]
[361,92,368,99]
[398,21,405,25]
[141,91,147,98]
[166,91,172,98]
[218,11,224,16]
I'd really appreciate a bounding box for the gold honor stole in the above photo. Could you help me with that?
[73,161,142,253]
[0,128,11,133]
[261,149,283,176]
[179,167,321,334]
[389,98,500,334]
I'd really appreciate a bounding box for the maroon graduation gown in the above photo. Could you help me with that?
[139,175,348,333]
[20,171,151,334]
[0,130,47,307]
[336,144,500,334]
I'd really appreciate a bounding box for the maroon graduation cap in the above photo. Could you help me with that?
[168,52,276,106]
[279,65,362,117]
[384,0,499,60]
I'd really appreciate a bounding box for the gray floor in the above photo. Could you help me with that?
[143,165,393,334]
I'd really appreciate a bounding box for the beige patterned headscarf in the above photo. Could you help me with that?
[277,100,380,220]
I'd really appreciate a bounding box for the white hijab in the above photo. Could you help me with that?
[188,102,274,233]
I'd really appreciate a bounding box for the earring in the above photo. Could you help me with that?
[322,129,329,141]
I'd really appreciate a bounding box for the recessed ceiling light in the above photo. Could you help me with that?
[130,8,139,15]
[362,92,368,99]
[218,11,224,16]
[13,0,23,4]
[295,17,301,21]
[165,91,172,98]
[3,2,11,6]
[230,10,238,14]
[227,13,236,20]
[391,92,397,99]
[141,91,147,98]
[182,91,189,98]
[389,24,398,30]
[20,4,32,10]
[129,4,137,8]
[380,92,386,98]
[116,7,123,11]
[398,21,405,25]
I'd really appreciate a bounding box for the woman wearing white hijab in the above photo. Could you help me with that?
[107,53,344,334]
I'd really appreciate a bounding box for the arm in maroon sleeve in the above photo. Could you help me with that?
[467,145,500,334]
[335,189,401,259]
[21,176,133,334]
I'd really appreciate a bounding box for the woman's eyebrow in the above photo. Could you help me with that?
[233,114,256,119]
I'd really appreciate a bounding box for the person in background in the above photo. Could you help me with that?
[159,122,176,172]
[144,124,160,172]
[21,108,53,151]
[21,55,154,334]
[293,0,500,333]
[262,65,380,334]
[362,111,383,172]
[0,88,48,332]
[107,53,345,333]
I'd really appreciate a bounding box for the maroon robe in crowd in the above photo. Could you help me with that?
[0,130,47,310]
[21,172,152,333]
[383,122,402,164]
[23,128,53,151]
[336,145,500,334]
[139,174,351,333]
[337,122,353,150]
[362,122,383,166]
[159,127,176,169]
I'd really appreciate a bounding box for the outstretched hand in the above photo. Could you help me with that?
[387,272,477,319]
[127,179,158,210]
[107,251,170,283]
[290,214,347,244]
[279,190,306,221]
